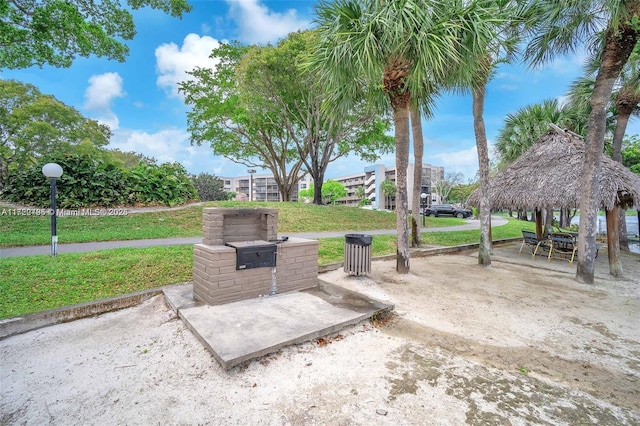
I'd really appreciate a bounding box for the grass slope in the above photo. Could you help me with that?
[0,201,463,247]
[0,213,536,318]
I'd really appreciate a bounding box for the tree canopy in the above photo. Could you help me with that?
[240,30,394,205]
[180,42,306,202]
[0,0,191,69]
[180,32,393,202]
[0,79,111,189]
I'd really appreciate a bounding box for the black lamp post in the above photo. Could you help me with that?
[42,163,63,256]
[420,192,427,226]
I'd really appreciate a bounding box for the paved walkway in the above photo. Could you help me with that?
[0,216,507,258]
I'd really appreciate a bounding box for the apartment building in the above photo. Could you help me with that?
[221,173,313,202]
[332,163,444,211]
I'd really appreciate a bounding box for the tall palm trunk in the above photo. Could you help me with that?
[472,62,492,266]
[410,104,424,247]
[612,101,635,251]
[577,20,638,283]
[392,101,411,273]
[384,57,412,273]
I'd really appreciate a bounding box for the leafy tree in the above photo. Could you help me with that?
[1,0,191,69]
[180,42,305,202]
[108,149,156,169]
[525,0,640,283]
[358,197,372,207]
[250,30,395,205]
[297,180,346,204]
[191,173,227,201]
[451,182,479,204]
[0,80,111,190]
[432,172,464,204]
[298,187,314,203]
[312,0,500,273]
[622,134,640,172]
[321,180,346,204]
[354,185,365,203]
[182,33,393,203]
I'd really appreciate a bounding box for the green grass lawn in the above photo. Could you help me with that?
[0,201,464,247]
[0,213,536,319]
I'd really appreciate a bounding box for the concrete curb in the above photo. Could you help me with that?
[0,287,170,340]
[1,239,520,339]
[318,238,521,272]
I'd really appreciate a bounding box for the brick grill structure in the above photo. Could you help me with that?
[193,208,319,305]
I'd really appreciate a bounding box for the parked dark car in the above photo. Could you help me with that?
[423,204,472,219]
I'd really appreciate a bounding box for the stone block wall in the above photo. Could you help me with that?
[202,208,278,246]
[193,207,318,306]
[193,238,319,305]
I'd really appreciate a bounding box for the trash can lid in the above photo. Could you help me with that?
[345,233,372,246]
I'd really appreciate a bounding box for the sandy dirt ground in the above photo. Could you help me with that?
[1,244,639,425]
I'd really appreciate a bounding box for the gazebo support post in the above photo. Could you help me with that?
[535,209,543,240]
[488,214,492,252]
[606,207,623,277]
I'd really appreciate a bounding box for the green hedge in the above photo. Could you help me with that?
[1,154,197,208]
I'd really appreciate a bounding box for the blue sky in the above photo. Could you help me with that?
[3,0,639,182]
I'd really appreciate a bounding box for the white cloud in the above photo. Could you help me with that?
[431,146,480,181]
[226,0,310,44]
[83,72,125,130]
[543,51,587,75]
[155,34,222,98]
[109,127,209,168]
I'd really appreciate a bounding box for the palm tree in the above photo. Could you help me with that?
[525,0,640,283]
[381,179,396,211]
[567,46,640,250]
[410,104,425,247]
[312,0,510,273]
[611,47,640,163]
[496,99,582,164]
[461,2,533,266]
[354,185,365,204]
[496,99,583,228]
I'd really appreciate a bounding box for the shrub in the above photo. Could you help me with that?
[2,154,129,208]
[128,162,197,207]
[190,173,227,201]
[1,155,197,207]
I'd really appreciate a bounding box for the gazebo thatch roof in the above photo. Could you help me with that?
[467,127,640,210]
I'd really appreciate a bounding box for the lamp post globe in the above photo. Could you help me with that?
[42,163,63,256]
[42,163,63,179]
[420,193,427,226]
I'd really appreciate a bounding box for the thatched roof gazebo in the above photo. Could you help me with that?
[468,125,640,276]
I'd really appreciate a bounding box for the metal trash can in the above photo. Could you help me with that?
[344,234,372,276]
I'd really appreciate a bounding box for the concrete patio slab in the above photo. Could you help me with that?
[163,281,392,370]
